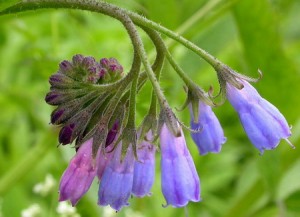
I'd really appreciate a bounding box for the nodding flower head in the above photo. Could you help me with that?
[98,143,135,211]
[47,53,292,212]
[190,102,226,155]
[132,131,156,198]
[59,138,96,206]
[160,123,201,207]
[226,79,292,153]
[45,54,124,147]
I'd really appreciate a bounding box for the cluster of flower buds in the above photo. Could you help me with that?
[45,54,292,211]
[45,55,123,148]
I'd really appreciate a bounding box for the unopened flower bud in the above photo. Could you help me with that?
[59,124,75,145]
[59,60,73,75]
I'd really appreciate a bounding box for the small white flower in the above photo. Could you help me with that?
[33,174,56,196]
[102,206,116,217]
[21,204,42,217]
[56,201,81,217]
[124,209,145,217]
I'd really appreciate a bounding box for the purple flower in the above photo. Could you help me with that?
[226,80,292,153]
[190,102,226,155]
[59,138,96,206]
[132,132,156,197]
[98,143,135,211]
[96,122,120,179]
[160,124,201,207]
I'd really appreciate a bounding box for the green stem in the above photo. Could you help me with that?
[164,0,223,48]
[126,11,222,69]
[165,49,195,88]
[0,0,213,101]
[0,0,141,93]
[126,55,140,128]
[140,27,165,117]
[0,131,55,196]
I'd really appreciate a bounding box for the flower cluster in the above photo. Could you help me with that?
[46,55,292,211]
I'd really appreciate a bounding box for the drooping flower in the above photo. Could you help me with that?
[226,79,292,153]
[132,132,156,197]
[98,143,135,211]
[190,102,226,155]
[160,124,201,207]
[59,138,96,206]
[96,122,120,180]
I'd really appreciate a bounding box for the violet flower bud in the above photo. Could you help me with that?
[96,146,114,180]
[190,102,226,155]
[59,138,96,206]
[59,60,73,75]
[96,121,120,179]
[51,109,65,124]
[132,132,156,198]
[45,92,59,105]
[59,124,75,145]
[98,143,134,211]
[100,58,123,81]
[105,121,119,147]
[160,124,201,207]
[226,80,292,153]
[72,54,84,66]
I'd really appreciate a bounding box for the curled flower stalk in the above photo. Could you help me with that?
[0,0,294,212]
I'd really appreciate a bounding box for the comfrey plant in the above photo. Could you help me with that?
[0,0,294,212]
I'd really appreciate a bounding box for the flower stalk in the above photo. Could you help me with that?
[0,0,294,212]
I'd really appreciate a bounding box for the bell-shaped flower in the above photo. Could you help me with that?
[59,138,96,206]
[132,132,156,197]
[226,80,292,153]
[190,102,226,155]
[98,143,135,211]
[96,144,114,180]
[96,122,120,180]
[160,124,201,207]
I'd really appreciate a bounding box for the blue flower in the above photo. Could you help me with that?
[98,143,134,211]
[190,102,226,155]
[132,132,156,197]
[160,124,201,207]
[226,80,292,153]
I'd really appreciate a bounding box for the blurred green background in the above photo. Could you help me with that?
[0,0,300,216]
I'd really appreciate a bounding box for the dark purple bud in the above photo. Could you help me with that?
[98,68,107,78]
[105,121,119,147]
[72,54,84,66]
[99,58,109,68]
[45,92,59,104]
[49,73,74,89]
[59,123,75,145]
[59,60,73,74]
[51,109,65,124]
[82,56,96,69]
[88,66,97,75]
[100,58,123,74]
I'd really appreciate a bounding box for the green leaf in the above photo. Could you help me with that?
[276,160,300,200]
[232,0,300,121]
